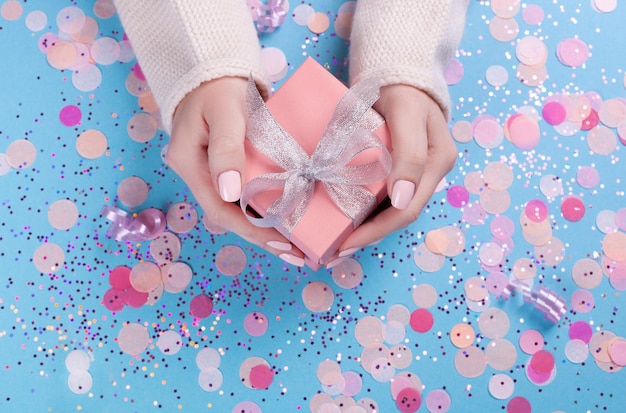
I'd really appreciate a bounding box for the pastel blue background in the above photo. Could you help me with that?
[1,1,625,412]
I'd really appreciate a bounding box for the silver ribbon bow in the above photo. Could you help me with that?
[241,76,392,235]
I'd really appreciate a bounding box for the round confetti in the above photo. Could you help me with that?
[450,323,475,349]
[409,308,434,333]
[117,322,150,355]
[413,243,445,272]
[33,242,64,273]
[59,105,81,126]
[478,308,510,339]
[260,47,288,82]
[249,364,274,389]
[576,165,600,189]
[564,338,589,364]
[166,202,198,233]
[572,258,603,289]
[454,346,487,378]
[117,176,149,207]
[215,245,247,276]
[198,367,223,392]
[307,11,330,34]
[161,261,193,293]
[522,4,544,25]
[478,243,504,267]
[602,232,626,261]
[244,311,269,337]
[529,349,554,374]
[302,281,334,313]
[464,276,489,301]
[483,162,513,190]
[444,58,464,85]
[534,236,565,266]
[48,199,79,230]
[412,283,438,309]
[596,209,618,233]
[331,258,363,289]
[561,195,585,222]
[486,271,510,298]
[72,63,103,92]
[508,114,541,150]
[588,125,617,155]
[424,389,451,413]
[156,330,183,355]
[491,215,515,239]
[102,288,125,311]
[507,396,531,413]
[446,185,469,208]
[76,129,108,159]
[129,261,162,293]
[395,387,422,413]
[127,112,158,143]
[519,329,544,354]
[6,139,36,169]
[570,289,595,313]
[542,101,566,125]
[388,344,413,369]
[316,359,342,386]
[190,294,214,319]
[292,4,315,25]
[383,321,406,346]
[123,286,148,309]
[67,370,93,395]
[91,36,120,65]
[355,316,384,346]
[473,117,503,149]
[512,258,537,280]
[489,16,519,43]
[1,0,22,21]
[485,65,508,87]
[149,232,182,263]
[486,338,517,371]
[342,371,362,397]
[569,320,593,343]
[47,40,77,70]
[452,120,473,143]
[196,347,221,370]
[65,350,91,372]
[488,373,515,400]
[557,37,589,67]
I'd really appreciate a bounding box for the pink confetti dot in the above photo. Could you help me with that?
[124,286,148,308]
[409,308,434,333]
[542,101,566,125]
[249,364,274,389]
[396,387,422,413]
[576,166,600,189]
[102,288,125,312]
[507,396,532,413]
[446,185,469,208]
[581,109,599,130]
[190,294,214,319]
[508,114,540,150]
[530,349,555,374]
[59,105,82,126]
[561,195,585,221]
[557,38,589,68]
[444,58,464,85]
[109,265,131,290]
[524,199,549,223]
[569,320,593,343]
[522,4,544,25]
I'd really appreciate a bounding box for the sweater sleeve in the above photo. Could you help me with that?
[349,0,469,119]
[113,0,269,134]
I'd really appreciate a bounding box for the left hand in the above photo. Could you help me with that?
[327,84,457,267]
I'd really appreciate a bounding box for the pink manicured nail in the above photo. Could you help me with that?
[391,179,415,210]
[218,170,241,202]
[338,247,359,258]
[267,240,292,251]
[325,256,349,269]
[279,253,305,267]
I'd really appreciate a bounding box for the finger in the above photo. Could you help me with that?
[337,117,456,253]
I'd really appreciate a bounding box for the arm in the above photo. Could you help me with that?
[332,0,468,264]
[114,1,304,266]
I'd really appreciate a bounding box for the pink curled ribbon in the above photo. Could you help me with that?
[254,0,288,33]
[499,279,567,323]
[241,76,392,236]
[101,205,166,242]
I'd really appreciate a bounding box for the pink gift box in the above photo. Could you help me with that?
[244,58,392,270]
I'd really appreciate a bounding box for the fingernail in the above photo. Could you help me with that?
[279,253,305,267]
[338,247,359,258]
[267,240,292,251]
[325,256,349,269]
[391,179,415,210]
[368,238,384,246]
[218,170,241,202]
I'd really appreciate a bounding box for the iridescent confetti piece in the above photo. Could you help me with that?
[117,322,150,355]
[334,7,354,40]
[454,346,487,378]
[534,236,565,266]
[150,232,182,263]
[32,242,65,273]
[506,396,532,413]
[572,258,603,289]
[249,364,274,389]
[1,1,22,21]
[521,4,544,25]
[321,375,345,396]
[198,367,223,392]
[123,286,148,309]
[569,320,593,343]
[556,38,589,68]
[596,209,618,233]
[386,304,411,327]
[593,0,618,12]
[68,370,93,395]
[302,281,334,313]
[485,338,517,371]
[231,401,263,413]
[413,243,445,272]
[519,329,544,354]
[485,65,509,87]
[444,58,464,85]
[478,308,510,339]
[156,330,183,355]
[587,125,617,155]
[489,16,519,42]
[424,389,451,413]
[91,36,120,65]
[292,4,314,25]
[516,35,548,66]
[486,271,509,298]
[316,359,342,386]
[464,276,488,301]
[127,112,158,143]
[561,195,585,222]
[6,139,36,169]
[478,243,504,267]
[446,185,469,208]
[409,308,434,333]
[450,323,475,349]
[260,47,288,82]
[72,63,103,92]
[507,114,540,150]
[341,371,362,397]
[472,115,503,149]
[161,261,193,293]
[215,245,247,276]
[48,199,79,230]
[598,98,626,127]
[309,393,334,412]
[307,11,330,34]
[94,0,116,18]
[570,289,595,313]
[395,387,421,413]
[102,288,125,311]
[355,316,384,346]
[590,331,615,363]
[196,347,221,371]
[388,344,412,369]
[529,349,555,375]
[383,321,406,346]
[451,120,473,143]
[331,258,363,289]
[607,338,626,366]
[602,232,626,261]
[76,129,108,159]
[189,294,213,319]
[462,201,488,226]
[564,338,589,364]
[129,261,162,293]
[244,311,269,337]
[65,350,91,372]
[166,202,198,234]
[360,343,389,374]
[488,373,514,400]
[412,283,437,308]
[576,165,600,189]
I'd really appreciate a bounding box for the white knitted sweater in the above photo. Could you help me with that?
[113,0,468,133]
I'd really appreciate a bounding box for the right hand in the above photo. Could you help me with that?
[167,77,305,267]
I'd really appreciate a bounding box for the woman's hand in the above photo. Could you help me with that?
[167,77,305,267]
[328,84,457,267]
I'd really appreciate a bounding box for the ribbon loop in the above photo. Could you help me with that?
[241,75,391,235]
